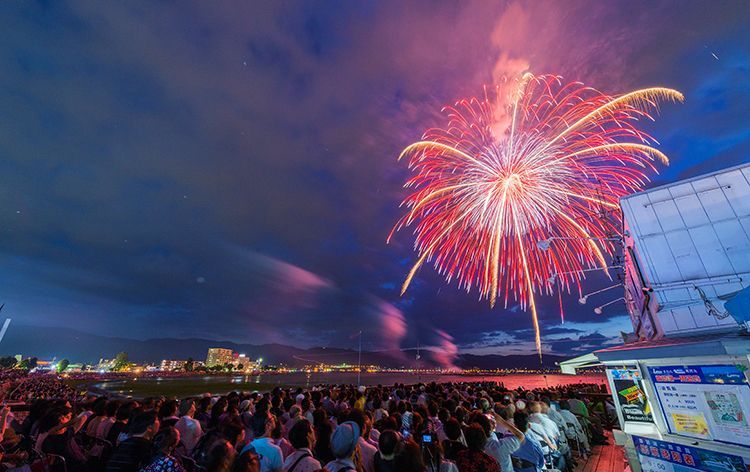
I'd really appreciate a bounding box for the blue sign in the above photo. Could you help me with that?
[633,435,748,472]
[649,365,747,385]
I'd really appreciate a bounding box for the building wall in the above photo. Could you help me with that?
[621,163,750,338]
[206,348,233,367]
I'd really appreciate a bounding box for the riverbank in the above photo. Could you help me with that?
[82,371,607,398]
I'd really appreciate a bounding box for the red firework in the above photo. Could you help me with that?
[389,73,683,357]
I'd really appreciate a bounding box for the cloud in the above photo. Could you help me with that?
[427,329,459,370]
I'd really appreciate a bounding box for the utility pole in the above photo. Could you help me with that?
[357,330,362,387]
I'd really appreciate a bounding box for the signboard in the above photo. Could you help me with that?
[610,368,653,423]
[633,435,748,472]
[649,365,750,447]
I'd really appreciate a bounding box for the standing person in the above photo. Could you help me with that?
[347,409,375,472]
[283,419,321,472]
[374,429,399,472]
[394,439,426,472]
[510,412,545,472]
[312,410,334,465]
[241,412,283,472]
[106,411,161,472]
[175,399,203,454]
[325,421,361,472]
[440,418,467,463]
[456,424,500,472]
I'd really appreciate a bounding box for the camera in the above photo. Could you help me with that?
[422,434,432,443]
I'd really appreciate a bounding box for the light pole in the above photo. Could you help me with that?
[594,297,625,315]
[357,330,362,387]
[536,236,622,252]
[547,266,623,285]
[579,284,621,305]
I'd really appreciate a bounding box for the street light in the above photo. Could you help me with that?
[537,236,623,252]
[594,297,625,315]
[578,283,621,305]
[547,266,623,285]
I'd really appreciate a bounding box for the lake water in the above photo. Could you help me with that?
[96,371,608,398]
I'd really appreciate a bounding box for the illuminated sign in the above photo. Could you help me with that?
[649,365,750,447]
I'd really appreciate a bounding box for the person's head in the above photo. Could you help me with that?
[378,429,400,459]
[39,406,72,434]
[159,400,178,419]
[289,418,315,451]
[198,396,211,412]
[130,410,160,439]
[153,426,180,455]
[514,411,530,433]
[331,421,360,459]
[443,418,462,441]
[468,411,492,438]
[222,419,246,447]
[116,402,135,422]
[179,399,196,417]
[91,397,107,416]
[250,412,276,438]
[529,401,542,414]
[105,400,119,418]
[394,439,425,472]
[464,423,488,452]
[347,409,366,438]
[204,440,235,472]
[231,449,261,472]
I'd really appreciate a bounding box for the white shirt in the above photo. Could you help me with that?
[529,413,559,441]
[325,457,357,472]
[358,436,377,472]
[282,448,321,472]
[484,432,521,472]
[244,437,283,472]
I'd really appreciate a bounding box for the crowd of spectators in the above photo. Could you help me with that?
[0,373,616,472]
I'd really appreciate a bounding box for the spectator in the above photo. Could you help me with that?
[325,421,360,472]
[283,419,321,472]
[175,399,203,453]
[241,412,283,472]
[374,429,399,472]
[456,423,500,472]
[142,426,186,472]
[106,410,160,472]
[510,412,545,472]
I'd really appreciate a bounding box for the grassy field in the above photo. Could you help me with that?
[66,377,297,399]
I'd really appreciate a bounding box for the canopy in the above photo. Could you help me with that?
[726,284,750,324]
[559,352,600,374]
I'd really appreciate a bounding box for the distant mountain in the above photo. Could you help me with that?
[0,325,569,369]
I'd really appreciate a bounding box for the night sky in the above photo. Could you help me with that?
[0,1,748,364]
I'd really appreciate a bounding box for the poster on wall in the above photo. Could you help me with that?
[609,368,653,423]
[633,435,749,472]
[648,365,750,447]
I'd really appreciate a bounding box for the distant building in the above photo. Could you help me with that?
[206,348,233,367]
[160,359,187,371]
[97,358,115,371]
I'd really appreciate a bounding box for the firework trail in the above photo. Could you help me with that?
[389,73,682,358]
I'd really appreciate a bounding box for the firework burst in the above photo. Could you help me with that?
[389,73,682,358]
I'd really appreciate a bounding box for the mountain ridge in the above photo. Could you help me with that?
[1,325,568,369]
